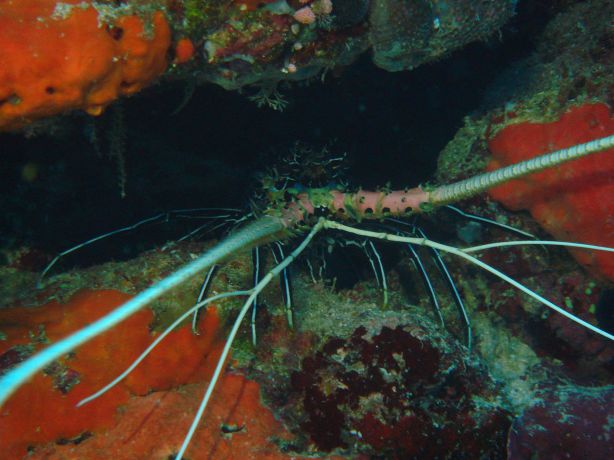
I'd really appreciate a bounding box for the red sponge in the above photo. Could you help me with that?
[487,103,614,281]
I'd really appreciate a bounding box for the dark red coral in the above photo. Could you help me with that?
[508,385,614,460]
[290,323,512,457]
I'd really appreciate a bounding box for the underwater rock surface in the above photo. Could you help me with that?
[1,237,611,458]
[369,0,517,71]
[0,0,516,130]
[0,0,613,459]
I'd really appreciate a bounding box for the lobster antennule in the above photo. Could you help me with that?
[0,216,286,407]
[428,133,614,206]
[1,134,613,456]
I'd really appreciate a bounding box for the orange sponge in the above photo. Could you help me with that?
[29,376,298,460]
[0,0,171,130]
[487,103,614,281]
[0,289,226,458]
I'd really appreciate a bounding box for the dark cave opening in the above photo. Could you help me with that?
[0,0,565,269]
